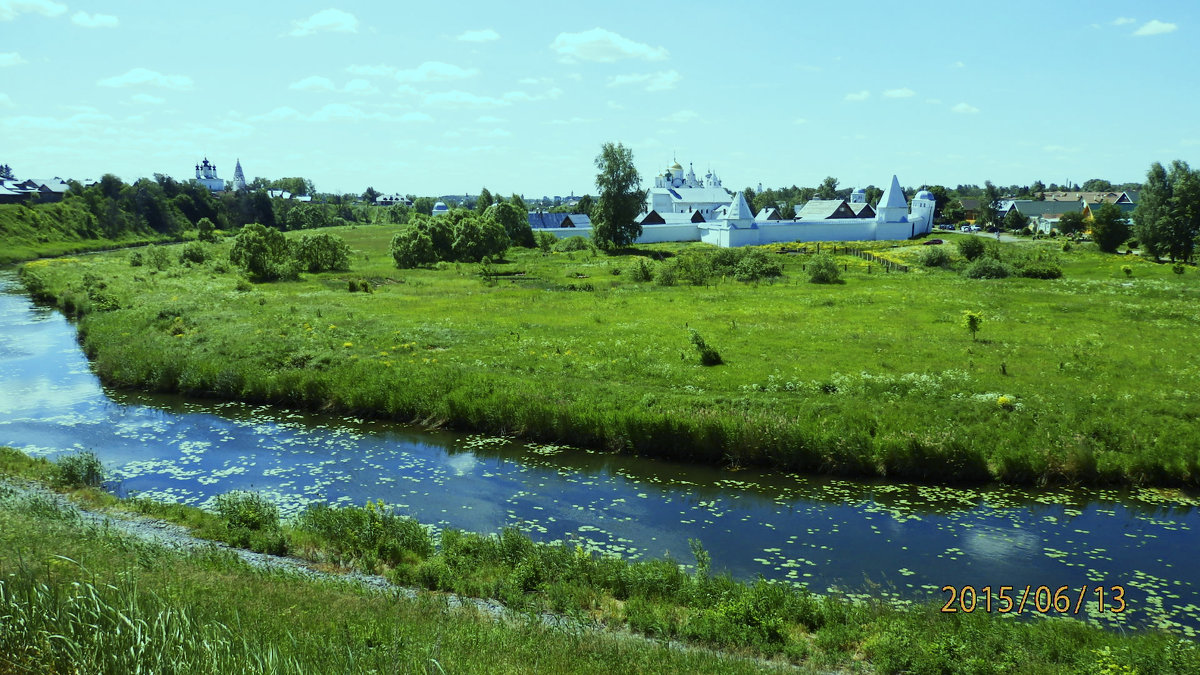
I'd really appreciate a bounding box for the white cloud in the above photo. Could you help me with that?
[660,109,698,123]
[98,68,193,90]
[343,79,378,95]
[518,76,552,85]
[71,11,117,28]
[883,87,915,98]
[952,61,965,68]
[952,102,980,114]
[347,64,394,77]
[502,88,562,103]
[476,115,505,123]
[550,28,668,62]
[423,90,507,108]
[249,106,304,122]
[289,75,336,91]
[0,52,25,66]
[0,93,13,107]
[1134,19,1177,36]
[395,61,478,83]
[1112,17,1136,26]
[131,93,165,105]
[457,28,499,42]
[396,111,432,122]
[309,102,387,122]
[0,0,66,21]
[3,110,111,130]
[607,70,680,91]
[289,8,358,37]
[845,90,870,101]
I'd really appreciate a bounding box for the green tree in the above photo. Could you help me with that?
[1082,178,1114,192]
[411,197,436,216]
[1004,208,1030,232]
[592,142,646,249]
[957,236,986,261]
[451,214,510,262]
[941,200,966,224]
[476,187,494,214]
[228,223,298,281]
[1090,203,1131,253]
[361,186,381,203]
[509,193,527,210]
[1031,180,1046,199]
[1133,160,1200,263]
[293,232,352,273]
[1057,211,1087,235]
[962,311,982,341]
[0,163,14,180]
[920,185,951,222]
[815,176,839,200]
[390,226,438,268]
[575,194,595,218]
[978,181,1002,227]
[486,201,533,247]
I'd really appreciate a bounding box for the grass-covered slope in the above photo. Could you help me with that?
[3,446,1197,673]
[0,201,174,264]
[18,227,1200,485]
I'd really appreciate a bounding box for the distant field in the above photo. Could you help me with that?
[18,225,1200,486]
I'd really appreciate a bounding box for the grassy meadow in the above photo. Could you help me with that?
[3,447,1197,673]
[16,224,1200,486]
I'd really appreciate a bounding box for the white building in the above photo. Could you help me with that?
[539,173,935,247]
[194,158,224,193]
[431,201,450,216]
[646,161,731,219]
[232,159,247,192]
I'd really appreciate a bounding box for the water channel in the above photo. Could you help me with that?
[1,271,1197,636]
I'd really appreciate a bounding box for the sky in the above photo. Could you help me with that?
[2,1,1198,198]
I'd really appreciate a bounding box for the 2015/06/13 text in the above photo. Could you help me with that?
[940,585,1127,614]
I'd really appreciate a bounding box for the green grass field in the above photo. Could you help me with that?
[3,447,1196,673]
[16,225,1200,486]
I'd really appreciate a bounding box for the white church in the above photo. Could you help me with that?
[535,159,935,247]
[193,157,247,193]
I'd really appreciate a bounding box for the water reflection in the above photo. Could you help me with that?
[1,271,1198,636]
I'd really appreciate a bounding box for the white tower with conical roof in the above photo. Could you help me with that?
[232,159,246,191]
[875,175,908,223]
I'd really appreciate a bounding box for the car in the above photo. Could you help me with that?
[923,239,943,245]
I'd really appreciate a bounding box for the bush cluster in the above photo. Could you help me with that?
[227,224,353,281]
[52,451,104,489]
[807,254,841,284]
[390,211,513,268]
[920,246,951,268]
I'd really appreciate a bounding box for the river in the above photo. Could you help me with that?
[1,270,1196,636]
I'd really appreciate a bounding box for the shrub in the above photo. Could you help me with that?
[53,451,104,488]
[629,257,654,282]
[390,227,437,268]
[920,246,951,268]
[964,257,1013,279]
[677,250,714,286]
[129,250,144,267]
[197,217,219,242]
[1062,242,1072,252]
[146,245,172,270]
[214,491,280,531]
[554,235,593,253]
[228,223,298,281]
[1122,265,1133,277]
[733,249,783,282]
[1019,262,1063,279]
[485,202,534,248]
[234,278,253,292]
[807,253,841,283]
[534,230,557,253]
[655,259,678,286]
[1173,263,1186,275]
[957,237,986,261]
[710,247,747,276]
[295,500,433,569]
[178,241,209,265]
[689,328,723,366]
[294,232,352,273]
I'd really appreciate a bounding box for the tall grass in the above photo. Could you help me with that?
[17,230,1200,486]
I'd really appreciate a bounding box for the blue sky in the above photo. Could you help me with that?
[2,1,1196,197]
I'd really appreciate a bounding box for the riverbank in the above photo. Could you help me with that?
[2,447,1195,673]
[16,225,1200,487]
